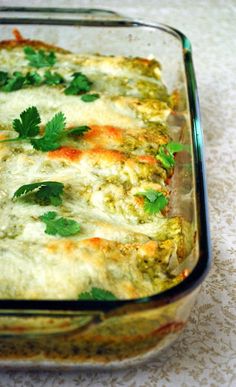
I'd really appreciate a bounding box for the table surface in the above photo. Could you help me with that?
[0,0,235,386]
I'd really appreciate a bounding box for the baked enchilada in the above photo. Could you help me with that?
[0,31,193,300]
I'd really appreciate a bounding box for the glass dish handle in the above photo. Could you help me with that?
[0,310,104,337]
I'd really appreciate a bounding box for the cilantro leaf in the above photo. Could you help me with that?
[24,46,56,68]
[64,72,92,95]
[143,193,168,214]
[156,145,175,169]
[13,106,41,139]
[13,181,64,206]
[81,93,100,103]
[156,141,185,169]
[67,125,90,137]
[44,70,64,85]
[0,70,42,92]
[141,189,159,202]
[0,107,88,148]
[25,71,43,85]
[136,189,168,215]
[31,112,66,151]
[166,142,185,154]
[0,106,41,144]
[0,71,8,87]
[31,112,89,151]
[1,71,25,92]
[40,211,81,237]
[78,287,117,301]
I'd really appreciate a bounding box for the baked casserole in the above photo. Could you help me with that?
[0,30,193,301]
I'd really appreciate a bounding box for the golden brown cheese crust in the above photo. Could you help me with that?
[0,37,70,54]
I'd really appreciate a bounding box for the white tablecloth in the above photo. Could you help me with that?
[0,0,235,386]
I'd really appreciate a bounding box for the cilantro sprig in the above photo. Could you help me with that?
[64,72,92,95]
[31,112,66,151]
[13,106,41,140]
[24,46,56,68]
[0,69,99,102]
[0,106,41,143]
[0,71,42,92]
[31,114,91,151]
[44,70,64,85]
[0,70,63,92]
[13,181,64,206]
[0,106,90,150]
[40,211,80,237]
[78,287,117,301]
[156,142,185,169]
[136,189,168,215]
[1,71,25,92]
[25,71,43,86]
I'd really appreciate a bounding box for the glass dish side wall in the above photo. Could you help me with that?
[0,9,210,366]
[0,289,199,367]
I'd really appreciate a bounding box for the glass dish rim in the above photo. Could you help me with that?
[0,7,211,313]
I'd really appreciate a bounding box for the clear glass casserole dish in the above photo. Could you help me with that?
[0,7,211,368]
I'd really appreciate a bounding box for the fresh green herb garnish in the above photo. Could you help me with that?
[81,93,100,103]
[64,72,92,95]
[78,287,117,301]
[67,125,90,137]
[24,46,56,68]
[44,70,64,85]
[0,68,95,96]
[40,211,80,237]
[156,141,185,169]
[0,70,42,92]
[31,115,91,151]
[1,71,25,92]
[136,189,168,215]
[0,106,41,143]
[0,106,90,149]
[25,71,43,85]
[156,146,174,169]
[13,106,41,140]
[13,181,64,206]
[0,69,63,92]
[166,142,185,154]
[31,112,66,151]
[0,71,8,86]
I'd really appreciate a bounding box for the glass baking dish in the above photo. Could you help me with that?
[0,7,211,368]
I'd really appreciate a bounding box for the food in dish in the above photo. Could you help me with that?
[0,31,193,300]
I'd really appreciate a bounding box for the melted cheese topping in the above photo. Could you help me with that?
[0,39,193,300]
[0,87,170,130]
